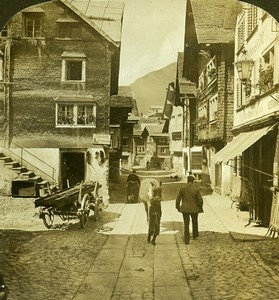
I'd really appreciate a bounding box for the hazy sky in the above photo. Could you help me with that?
[118,0,186,85]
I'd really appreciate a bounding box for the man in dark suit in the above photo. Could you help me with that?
[127,169,141,186]
[127,170,141,203]
[176,175,203,244]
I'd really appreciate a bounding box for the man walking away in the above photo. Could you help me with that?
[176,175,203,245]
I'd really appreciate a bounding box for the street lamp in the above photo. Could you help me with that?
[234,51,254,83]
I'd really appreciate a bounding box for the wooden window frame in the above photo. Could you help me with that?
[56,102,96,128]
[56,21,81,39]
[23,12,44,38]
[61,57,86,82]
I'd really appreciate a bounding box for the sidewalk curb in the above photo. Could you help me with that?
[229,231,267,242]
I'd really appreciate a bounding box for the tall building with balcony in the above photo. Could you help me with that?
[183,0,238,191]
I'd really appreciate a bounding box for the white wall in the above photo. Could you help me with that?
[169,105,183,152]
[9,147,60,184]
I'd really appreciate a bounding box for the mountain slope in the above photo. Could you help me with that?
[130,62,176,115]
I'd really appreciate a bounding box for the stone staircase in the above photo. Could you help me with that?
[0,152,51,197]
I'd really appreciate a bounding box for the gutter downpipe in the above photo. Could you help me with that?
[3,38,12,148]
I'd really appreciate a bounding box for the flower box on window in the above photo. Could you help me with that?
[55,96,96,128]
[257,65,274,94]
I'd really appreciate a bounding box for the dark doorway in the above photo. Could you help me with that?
[61,152,85,189]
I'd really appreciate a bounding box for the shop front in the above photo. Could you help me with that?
[213,124,278,226]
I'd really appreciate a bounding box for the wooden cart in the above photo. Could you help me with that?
[34,181,101,229]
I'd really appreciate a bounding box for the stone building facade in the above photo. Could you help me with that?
[0,0,124,198]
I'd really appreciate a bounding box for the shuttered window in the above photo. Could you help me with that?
[237,16,245,50]
[247,5,258,36]
[192,151,202,169]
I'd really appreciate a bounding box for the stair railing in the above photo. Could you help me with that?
[0,143,56,187]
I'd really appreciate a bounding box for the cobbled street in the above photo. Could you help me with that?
[1,181,279,300]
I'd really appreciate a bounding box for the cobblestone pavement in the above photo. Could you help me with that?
[1,191,279,299]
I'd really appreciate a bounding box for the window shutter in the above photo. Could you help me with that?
[192,151,202,169]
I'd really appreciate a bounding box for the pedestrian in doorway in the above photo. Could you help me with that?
[148,185,162,245]
[176,175,203,245]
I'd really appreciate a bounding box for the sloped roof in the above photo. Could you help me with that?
[143,123,166,137]
[190,0,239,44]
[118,86,134,98]
[110,86,139,116]
[62,0,124,45]
[133,118,159,136]
[110,96,134,108]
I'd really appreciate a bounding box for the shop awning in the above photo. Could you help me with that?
[213,125,275,164]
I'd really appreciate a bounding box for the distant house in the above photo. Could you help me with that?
[141,122,170,170]
[132,117,156,168]
[163,81,183,174]
[147,105,164,118]
[0,0,124,196]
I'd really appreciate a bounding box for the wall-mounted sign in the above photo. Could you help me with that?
[93,134,111,145]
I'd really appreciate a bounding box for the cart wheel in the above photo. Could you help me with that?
[42,210,54,229]
[80,193,90,228]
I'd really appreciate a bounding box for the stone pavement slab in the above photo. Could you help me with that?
[203,193,268,237]
[74,273,119,300]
